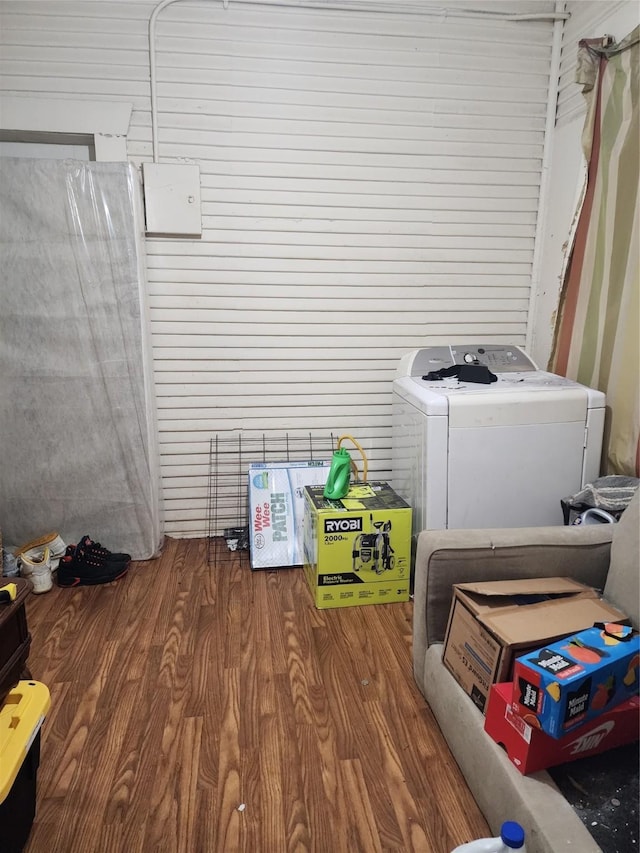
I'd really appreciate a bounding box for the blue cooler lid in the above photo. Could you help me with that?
[501,821,525,848]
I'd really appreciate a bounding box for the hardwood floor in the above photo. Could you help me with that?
[23,537,490,852]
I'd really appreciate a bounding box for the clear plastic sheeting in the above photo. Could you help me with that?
[0,158,163,559]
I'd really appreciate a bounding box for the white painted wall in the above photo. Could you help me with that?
[530,0,640,369]
[1,0,566,536]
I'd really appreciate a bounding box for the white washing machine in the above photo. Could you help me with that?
[392,344,605,535]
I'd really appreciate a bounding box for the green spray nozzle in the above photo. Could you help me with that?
[323,448,352,500]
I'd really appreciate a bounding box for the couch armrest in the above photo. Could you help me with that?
[412,524,613,683]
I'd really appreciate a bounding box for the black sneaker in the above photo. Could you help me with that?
[77,535,131,562]
[57,549,129,587]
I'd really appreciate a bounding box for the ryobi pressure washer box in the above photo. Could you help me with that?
[249,461,331,570]
[303,481,411,609]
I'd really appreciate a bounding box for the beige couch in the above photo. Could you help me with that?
[412,491,639,853]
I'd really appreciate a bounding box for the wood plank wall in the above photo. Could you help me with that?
[0,0,556,536]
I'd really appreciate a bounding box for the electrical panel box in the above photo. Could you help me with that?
[142,162,201,236]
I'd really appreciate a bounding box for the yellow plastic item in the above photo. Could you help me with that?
[336,434,368,483]
[0,582,17,602]
[0,681,50,803]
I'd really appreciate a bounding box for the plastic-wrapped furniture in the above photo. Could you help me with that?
[412,490,639,853]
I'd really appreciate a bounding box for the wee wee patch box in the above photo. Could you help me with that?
[248,461,331,569]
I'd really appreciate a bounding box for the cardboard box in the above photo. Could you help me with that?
[442,577,629,714]
[512,623,640,738]
[485,681,640,774]
[248,461,331,570]
[303,481,411,609]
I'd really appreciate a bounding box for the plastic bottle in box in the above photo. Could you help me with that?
[451,821,526,852]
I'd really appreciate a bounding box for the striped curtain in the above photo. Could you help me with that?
[551,27,639,477]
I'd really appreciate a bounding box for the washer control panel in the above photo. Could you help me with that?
[399,345,538,377]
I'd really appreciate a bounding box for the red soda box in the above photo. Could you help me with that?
[485,681,640,774]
